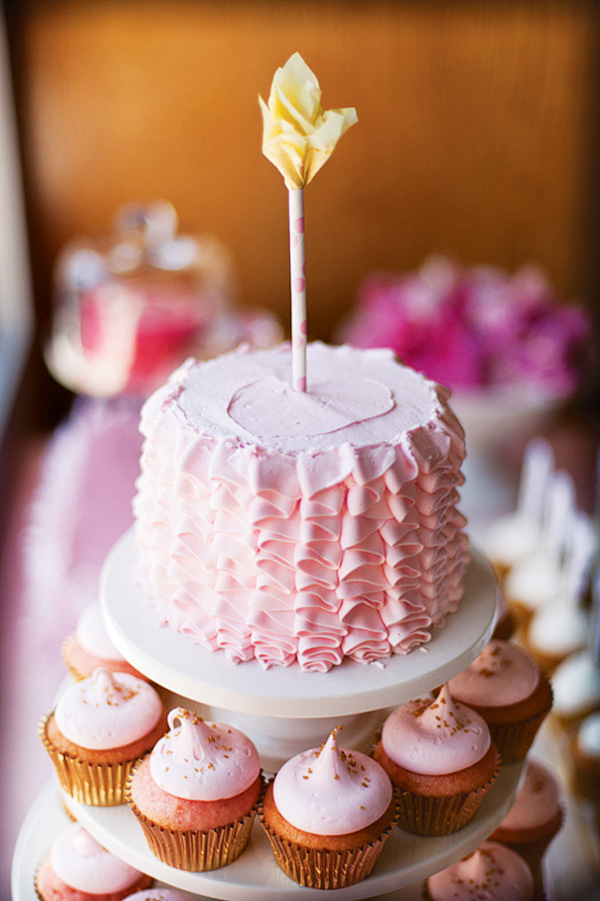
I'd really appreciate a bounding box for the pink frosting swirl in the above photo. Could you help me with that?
[427,841,534,900]
[273,729,393,835]
[50,823,142,893]
[149,707,260,800]
[448,639,540,708]
[133,343,467,671]
[498,758,560,831]
[381,684,490,774]
[54,668,163,749]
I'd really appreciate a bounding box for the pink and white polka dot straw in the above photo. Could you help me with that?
[288,188,307,392]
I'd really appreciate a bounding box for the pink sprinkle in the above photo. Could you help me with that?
[294,217,305,234]
[293,277,306,293]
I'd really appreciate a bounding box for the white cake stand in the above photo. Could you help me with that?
[101,529,497,714]
[63,762,522,901]
[101,529,498,769]
[13,533,519,901]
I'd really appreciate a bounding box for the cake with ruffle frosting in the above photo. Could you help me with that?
[133,341,467,672]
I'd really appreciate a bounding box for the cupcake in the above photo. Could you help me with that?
[525,599,588,675]
[35,821,153,900]
[447,639,552,763]
[259,728,396,890]
[126,707,262,871]
[549,649,600,733]
[503,550,561,634]
[489,757,563,873]
[425,841,535,900]
[569,710,600,805]
[39,667,167,806]
[524,513,595,675]
[63,602,146,681]
[373,684,499,836]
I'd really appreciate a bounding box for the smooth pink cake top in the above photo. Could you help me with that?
[149,707,260,801]
[448,639,540,708]
[381,683,491,775]
[498,758,560,831]
[176,342,439,452]
[272,729,393,835]
[50,823,142,894]
[55,668,163,749]
[427,841,534,900]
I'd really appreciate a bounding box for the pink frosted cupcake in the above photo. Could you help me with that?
[373,684,499,835]
[35,822,153,900]
[425,841,535,900]
[40,668,167,806]
[447,639,552,763]
[490,757,563,873]
[259,729,397,890]
[63,602,146,682]
[126,707,262,871]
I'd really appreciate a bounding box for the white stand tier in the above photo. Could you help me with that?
[101,531,498,769]
[62,763,522,901]
[13,782,435,901]
[85,529,514,899]
[101,530,498,717]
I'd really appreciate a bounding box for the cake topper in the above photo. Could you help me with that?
[260,53,357,391]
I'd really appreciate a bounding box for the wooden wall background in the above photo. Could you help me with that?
[5,0,600,425]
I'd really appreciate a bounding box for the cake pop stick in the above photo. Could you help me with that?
[259,53,357,390]
[517,437,555,525]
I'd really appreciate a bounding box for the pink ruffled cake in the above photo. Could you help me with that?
[425,840,535,901]
[373,683,499,835]
[259,728,397,889]
[126,707,262,870]
[40,668,167,806]
[133,341,467,672]
[35,822,153,901]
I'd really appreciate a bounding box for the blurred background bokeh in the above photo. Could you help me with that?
[3,1,600,897]
[3,0,600,435]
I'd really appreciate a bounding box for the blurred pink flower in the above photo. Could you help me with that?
[340,257,593,395]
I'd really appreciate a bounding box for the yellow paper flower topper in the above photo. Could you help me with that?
[259,52,358,190]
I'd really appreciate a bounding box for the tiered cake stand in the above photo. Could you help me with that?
[12,531,524,900]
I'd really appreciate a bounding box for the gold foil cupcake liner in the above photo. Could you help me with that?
[487,702,552,765]
[257,793,398,890]
[34,857,45,901]
[125,764,263,871]
[61,634,85,682]
[395,765,500,837]
[39,712,135,806]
